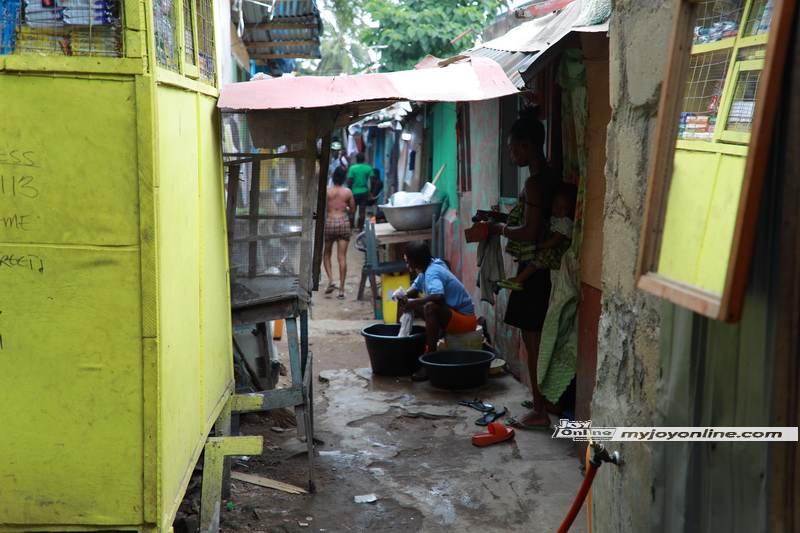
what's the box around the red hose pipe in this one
[557,460,599,533]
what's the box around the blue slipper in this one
[476,407,507,426]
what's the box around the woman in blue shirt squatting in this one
[396,240,477,381]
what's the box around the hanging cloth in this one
[538,48,589,403]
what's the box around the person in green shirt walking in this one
[346,152,374,231]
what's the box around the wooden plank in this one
[248,22,319,31]
[223,149,305,160]
[373,223,432,246]
[637,272,720,319]
[250,53,322,60]
[247,159,261,278]
[233,214,304,220]
[245,40,320,48]
[225,164,240,261]
[3,56,145,74]
[636,0,698,285]
[201,437,264,532]
[720,0,798,321]
[230,230,302,244]
[231,300,300,327]
[297,114,317,297]
[231,471,307,494]
[771,11,800,530]
[313,132,331,291]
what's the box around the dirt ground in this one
[174,239,588,533]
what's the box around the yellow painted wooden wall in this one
[658,149,746,295]
[0,34,231,533]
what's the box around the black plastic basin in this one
[361,323,427,376]
[419,350,496,390]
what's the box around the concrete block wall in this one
[591,2,673,530]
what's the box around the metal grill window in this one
[693,0,746,45]
[195,0,214,82]
[154,0,179,71]
[679,49,732,141]
[742,0,774,36]
[183,0,194,65]
[724,69,761,133]
[223,111,314,289]
[1,0,122,56]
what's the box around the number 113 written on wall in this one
[0,175,39,198]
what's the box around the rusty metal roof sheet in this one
[466,48,537,89]
[467,1,609,88]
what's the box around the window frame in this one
[636,0,796,322]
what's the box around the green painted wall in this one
[429,103,458,212]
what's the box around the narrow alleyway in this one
[181,239,589,532]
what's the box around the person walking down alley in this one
[346,152,373,231]
[396,241,477,381]
[327,141,349,185]
[323,166,355,299]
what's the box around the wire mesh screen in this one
[679,49,732,141]
[182,0,193,65]
[195,0,213,82]
[154,0,179,71]
[693,0,745,44]
[222,111,315,286]
[1,0,122,56]
[742,0,774,37]
[724,68,761,133]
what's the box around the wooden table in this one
[373,222,433,245]
[373,222,433,261]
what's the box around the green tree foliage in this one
[320,0,370,42]
[359,0,505,72]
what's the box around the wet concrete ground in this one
[210,241,589,532]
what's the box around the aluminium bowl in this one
[380,201,445,231]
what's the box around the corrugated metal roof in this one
[218,56,518,129]
[466,1,609,88]
[235,0,322,66]
[466,48,537,89]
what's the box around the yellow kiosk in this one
[0,0,254,531]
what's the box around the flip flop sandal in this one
[497,280,524,291]
[337,293,346,300]
[472,422,515,446]
[475,407,507,426]
[325,284,337,294]
[459,399,494,412]
[520,399,534,409]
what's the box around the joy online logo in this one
[552,420,616,441]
